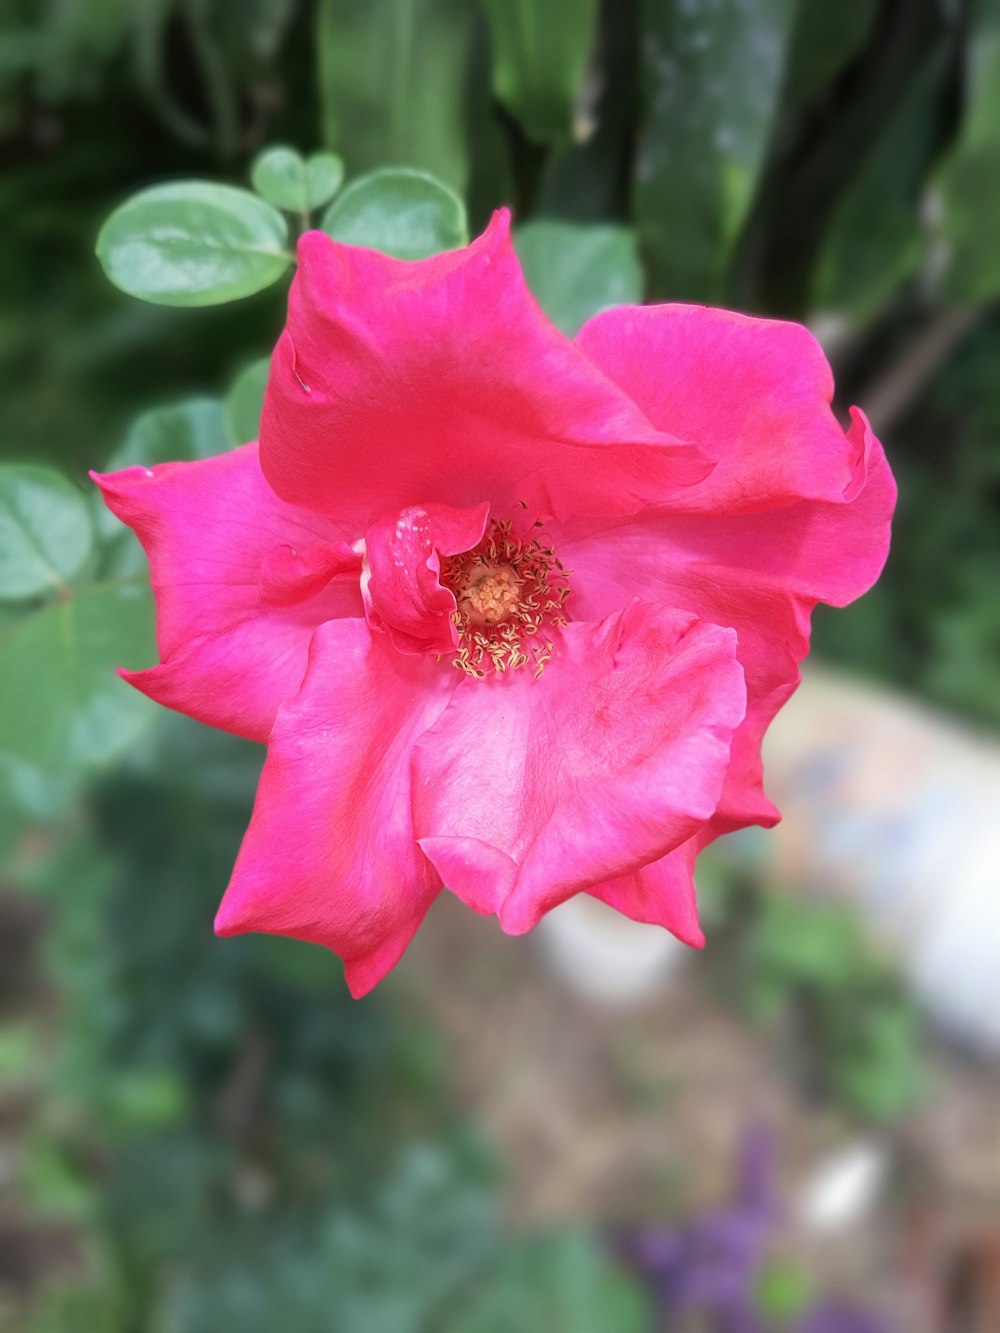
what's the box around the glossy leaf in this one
[635,0,796,300]
[480,0,599,145]
[317,0,471,189]
[226,359,271,444]
[251,146,345,214]
[514,221,643,335]
[251,145,311,212]
[0,582,156,770]
[0,464,94,602]
[321,167,468,259]
[305,152,346,210]
[96,181,291,306]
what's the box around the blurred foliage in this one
[700,861,925,1124]
[3,717,648,1330]
[2,0,1000,1325]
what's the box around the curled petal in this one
[413,602,746,934]
[214,619,457,997]
[554,411,892,834]
[260,212,711,528]
[576,304,871,511]
[362,501,489,654]
[655,407,896,608]
[92,445,360,741]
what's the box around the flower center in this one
[457,563,522,626]
[441,516,571,678]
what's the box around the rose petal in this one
[260,539,361,606]
[647,408,895,607]
[554,405,892,835]
[576,304,869,511]
[259,212,712,527]
[414,601,746,934]
[362,501,489,654]
[589,839,704,948]
[214,619,457,996]
[93,444,360,741]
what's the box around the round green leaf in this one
[0,464,94,602]
[514,221,643,335]
[305,152,345,210]
[96,181,292,306]
[225,358,270,444]
[321,168,468,260]
[0,582,156,770]
[251,146,309,212]
[251,147,345,215]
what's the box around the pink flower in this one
[93,211,895,997]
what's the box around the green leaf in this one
[635,0,796,300]
[0,582,156,770]
[480,0,599,146]
[514,222,643,335]
[251,146,345,214]
[225,359,271,444]
[938,2,1000,302]
[321,167,468,259]
[316,0,471,189]
[306,152,346,210]
[251,145,310,212]
[96,181,291,306]
[0,464,94,602]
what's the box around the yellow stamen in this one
[440,515,571,678]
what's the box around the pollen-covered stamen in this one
[458,563,522,626]
[440,516,571,678]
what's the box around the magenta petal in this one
[626,407,895,609]
[260,539,361,606]
[214,619,457,996]
[557,531,812,833]
[576,303,865,510]
[259,212,711,527]
[93,445,360,741]
[413,602,746,934]
[362,501,489,654]
[416,837,518,916]
[590,839,704,948]
[553,406,892,836]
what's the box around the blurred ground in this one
[399,892,1000,1327]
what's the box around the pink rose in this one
[93,211,895,997]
